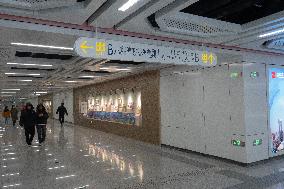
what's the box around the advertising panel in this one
[269,68,284,154]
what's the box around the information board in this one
[74,37,217,66]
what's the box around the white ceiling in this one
[0,0,283,102]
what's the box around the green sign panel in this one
[250,72,259,78]
[253,139,262,146]
[232,139,245,147]
[230,72,242,78]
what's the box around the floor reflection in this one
[88,144,144,181]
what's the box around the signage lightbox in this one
[269,68,284,154]
[74,37,217,66]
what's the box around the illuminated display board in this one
[269,68,284,154]
[74,37,218,66]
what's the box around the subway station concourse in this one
[1,0,284,188]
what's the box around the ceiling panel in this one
[181,0,284,25]
[88,0,152,28]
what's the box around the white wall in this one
[160,62,269,163]
[160,59,284,163]
[53,90,74,123]
[161,64,245,162]
[243,63,269,163]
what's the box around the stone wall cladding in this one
[73,70,161,145]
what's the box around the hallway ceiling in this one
[0,0,283,101]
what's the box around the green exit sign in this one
[232,139,245,147]
[250,72,259,78]
[230,72,241,78]
[253,139,262,146]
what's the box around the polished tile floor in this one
[1,120,284,189]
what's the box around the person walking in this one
[56,103,68,126]
[10,105,19,127]
[20,103,36,146]
[2,106,10,125]
[35,104,49,145]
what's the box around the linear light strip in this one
[2,89,20,91]
[11,42,73,50]
[19,80,32,82]
[5,73,41,76]
[7,63,53,67]
[259,28,284,38]
[118,0,140,12]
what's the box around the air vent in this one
[7,75,43,78]
[77,77,93,80]
[83,70,110,74]
[106,60,144,65]
[15,51,73,60]
[155,12,242,37]
[11,67,55,71]
[165,18,225,34]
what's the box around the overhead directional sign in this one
[74,37,217,66]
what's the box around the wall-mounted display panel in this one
[84,89,142,126]
[269,68,284,155]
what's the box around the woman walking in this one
[10,105,19,127]
[2,106,10,125]
[36,104,49,145]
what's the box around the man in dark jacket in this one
[56,103,68,126]
[20,103,36,146]
[36,104,49,145]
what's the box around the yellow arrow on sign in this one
[80,40,94,54]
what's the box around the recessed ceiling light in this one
[5,73,16,75]
[259,28,284,38]
[5,73,40,76]
[65,81,79,83]
[28,74,41,76]
[35,92,47,94]
[19,80,32,82]
[11,42,73,50]
[118,0,140,12]
[35,94,41,96]
[79,76,96,78]
[7,63,53,67]
[2,89,20,91]
[116,68,131,71]
[100,67,110,70]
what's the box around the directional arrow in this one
[80,41,94,54]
